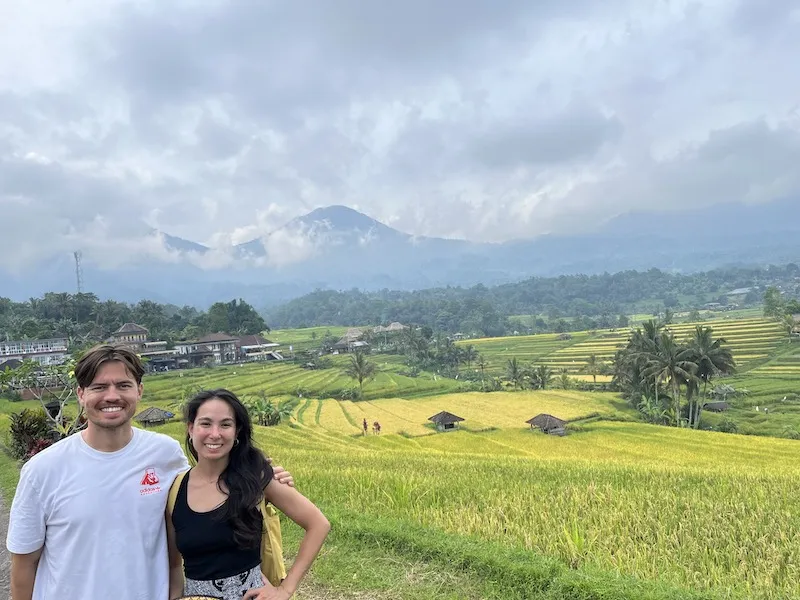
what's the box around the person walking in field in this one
[362,418,368,435]
[166,389,330,599]
[6,344,294,600]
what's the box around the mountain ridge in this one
[4,199,799,308]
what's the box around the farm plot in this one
[532,318,786,376]
[460,332,591,374]
[309,391,621,438]
[256,420,800,600]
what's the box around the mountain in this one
[4,200,799,309]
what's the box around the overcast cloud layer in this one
[2,0,800,271]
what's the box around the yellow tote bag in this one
[167,471,287,586]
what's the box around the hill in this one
[5,199,800,307]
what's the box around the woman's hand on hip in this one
[242,583,291,600]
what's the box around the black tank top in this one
[172,470,262,580]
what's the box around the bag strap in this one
[167,470,189,517]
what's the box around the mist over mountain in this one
[3,199,799,309]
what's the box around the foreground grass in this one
[154,418,800,600]
[3,412,795,598]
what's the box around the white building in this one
[0,337,69,366]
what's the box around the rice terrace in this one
[3,314,800,598]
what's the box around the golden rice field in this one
[153,400,800,600]
[291,390,619,436]
[462,318,786,378]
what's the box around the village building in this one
[110,323,150,350]
[372,322,407,334]
[175,332,238,365]
[237,334,284,362]
[526,413,567,436]
[331,328,370,353]
[110,323,178,370]
[0,337,69,366]
[428,411,465,432]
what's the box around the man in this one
[6,344,293,599]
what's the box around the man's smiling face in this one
[77,361,142,430]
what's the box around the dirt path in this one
[0,497,9,599]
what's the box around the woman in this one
[167,389,330,600]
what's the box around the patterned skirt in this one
[183,564,265,600]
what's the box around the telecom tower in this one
[74,251,84,294]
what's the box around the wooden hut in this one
[526,413,567,436]
[428,411,465,432]
[135,407,175,427]
[703,401,729,413]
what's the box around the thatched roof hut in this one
[526,413,567,435]
[428,411,465,431]
[703,401,729,413]
[135,407,175,427]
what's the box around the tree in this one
[207,299,268,335]
[641,332,698,427]
[476,355,488,391]
[461,345,478,369]
[558,369,572,390]
[506,358,524,390]
[246,391,297,426]
[584,354,603,384]
[763,286,785,319]
[11,360,85,439]
[685,326,735,428]
[529,365,554,390]
[344,351,377,397]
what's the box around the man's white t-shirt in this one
[6,427,190,600]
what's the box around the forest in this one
[2,263,799,342]
[266,264,800,335]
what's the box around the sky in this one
[2,0,800,271]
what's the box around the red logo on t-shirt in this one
[141,468,159,486]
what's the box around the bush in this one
[337,387,361,400]
[9,408,52,460]
[716,419,738,434]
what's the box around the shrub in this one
[717,419,738,434]
[9,408,52,460]
[337,387,361,400]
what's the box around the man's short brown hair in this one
[74,344,146,388]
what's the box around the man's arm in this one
[11,548,42,600]
[7,462,46,600]
[266,456,294,487]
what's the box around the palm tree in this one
[506,358,523,390]
[584,354,602,384]
[558,369,572,390]
[476,355,488,391]
[527,365,554,390]
[686,325,736,428]
[534,365,554,390]
[344,350,377,398]
[462,345,479,369]
[641,332,698,427]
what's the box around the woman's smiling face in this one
[188,398,238,461]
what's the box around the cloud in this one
[2,0,800,267]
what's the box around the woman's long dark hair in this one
[184,388,271,549]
